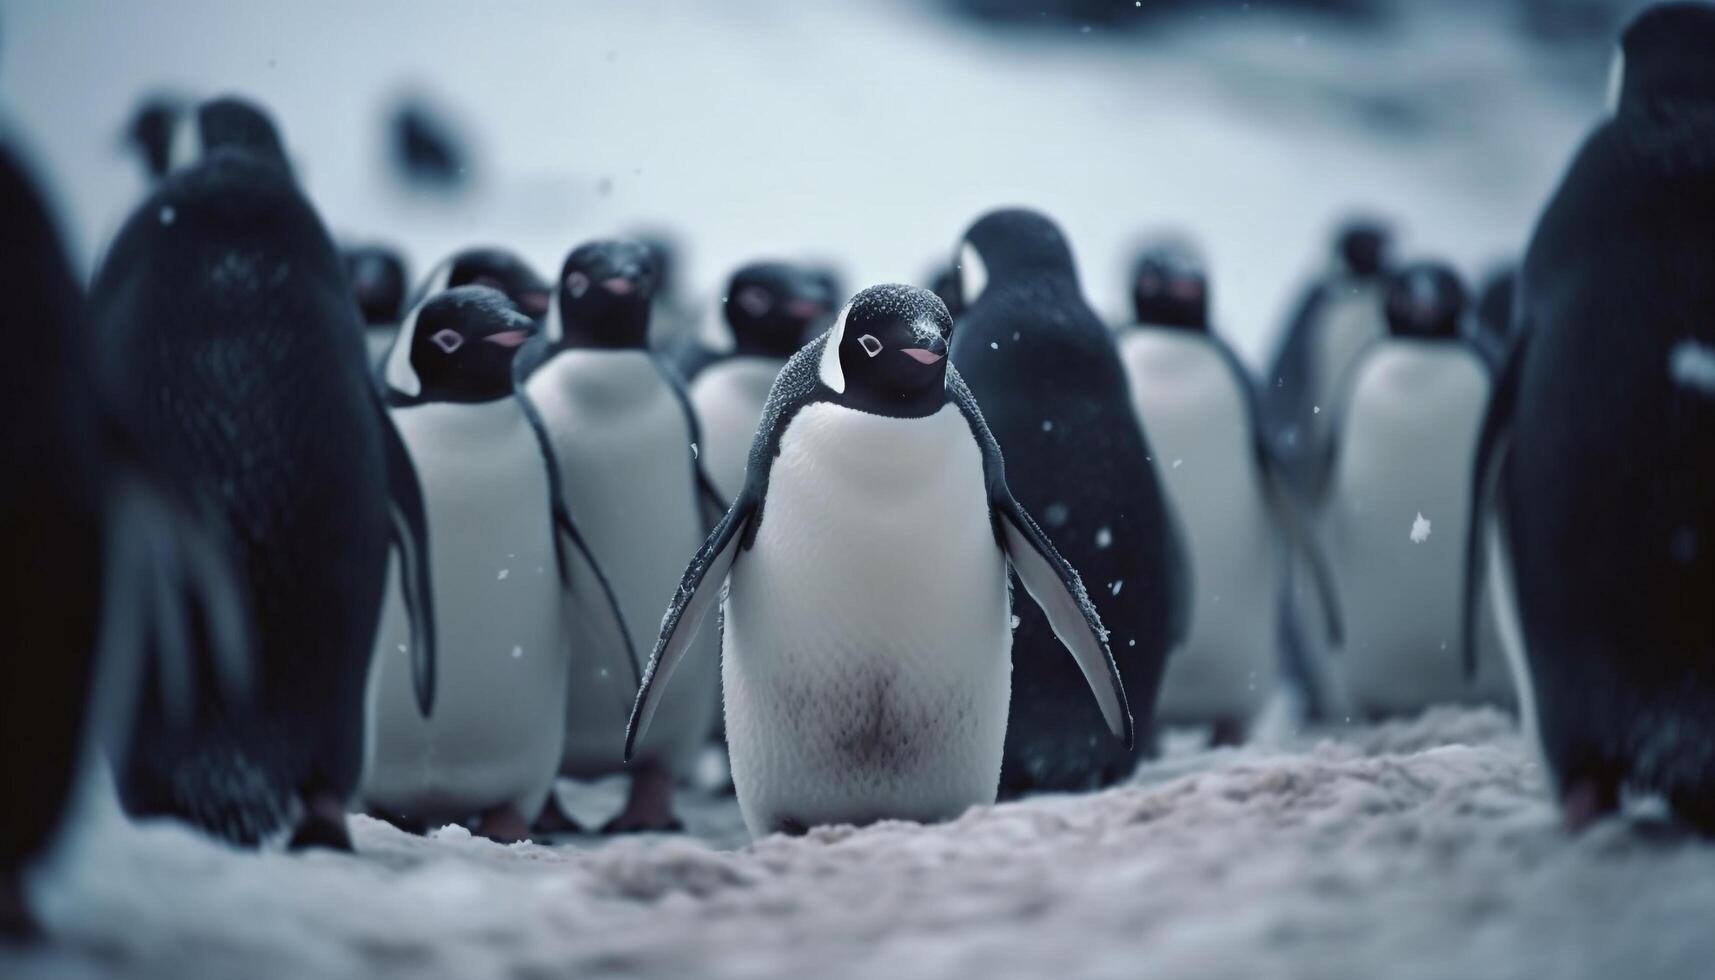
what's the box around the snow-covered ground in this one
[9,707,1715,979]
[0,0,1601,365]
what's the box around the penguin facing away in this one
[525,240,724,833]
[1315,261,1511,717]
[950,207,1188,794]
[628,284,1130,839]
[343,244,410,364]
[1116,245,1343,743]
[91,97,438,851]
[0,142,249,939]
[1467,2,1715,833]
[690,261,835,503]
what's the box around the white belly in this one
[1305,284,1386,458]
[362,400,567,822]
[526,350,717,777]
[688,356,783,504]
[722,401,1011,838]
[1317,343,1515,714]
[1120,330,1279,723]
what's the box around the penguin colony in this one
[3,0,1713,941]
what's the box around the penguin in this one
[688,262,834,503]
[1470,263,1519,371]
[91,96,438,851]
[524,240,725,833]
[1466,2,1715,833]
[123,93,185,182]
[1115,245,1343,744]
[365,286,633,841]
[123,94,292,182]
[343,244,410,365]
[1314,261,1512,718]
[403,247,553,378]
[926,260,965,319]
[950,208,1188,794]
[1263,218,1394,494]
[0,141,248,939]
[626,284,1130,839]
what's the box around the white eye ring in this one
[858,334,882,357]
[565,271,590,298]
[430,328,465,353]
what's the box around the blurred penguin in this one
[1469,3,1715,832]
[951,208,1190,793]
[1471,263,1519,370]
[689,262,835,503]
[1116,243,1342,744]
[344,244,410,365]
[1316,262,1512,717]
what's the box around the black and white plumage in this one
[1467,2,1715,833]
[628,284,1129,838]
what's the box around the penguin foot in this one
[774,818,811,837]
[532,794,585,835]
[0,874,41,943]
[1210,718,1247,748]
[602,763,683,834]
[475,805,532,845]
[289,794,354,852]
[1561,775,1621,834]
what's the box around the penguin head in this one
[1131,243,1209,330]
[547,240,658,349]
[1333,219,1392,280]
[1612,3,1715,114]
[724,262,835,359]
[926,261,965,319]
[817,284,952,419]
[124,94,185,181]
[401,286,537,403]
[153,96,292,176]
[344,246,409,326]
[1384,262,1468,341]
[955,207,1079,308]
[415,248,551,322]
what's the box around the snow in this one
[1411,511,1432,543]
[10,708,1715,979]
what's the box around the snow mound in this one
[10,708,1715,979]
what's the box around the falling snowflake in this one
[1010,614,1021,630]
[159,205,176,225]
[498,568,510,580]
[989,341,999,350]
[511,646,523,658]
[1410,513,1431,543]
[1095,527,1113,549]
[1042,420,1054,432]
[1172,459,1183,469]
[1109,580,1124,596]
[1670,340,1715,396]
[690,442,700,459]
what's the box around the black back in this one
[93,119,395,845]
[344,245,410,326]
[0,146,107,904]
[950,208,1186,793]
[1494,0,1715,828]
[724,261,834,359]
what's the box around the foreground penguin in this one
[689,262,834,502]
[951,208,1187,793]
[1116,245,1342,743]
[628,285,1130,838]
[0,144,248,938]
[525,240,722,832]
[1264,219,1393,493]
[1468,2,1715,832]
[1316,262,1511,716]
[344,244,410,364]
[365,287,629,841]
[92,96,438,850]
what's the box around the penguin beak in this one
[483,330,533,349]
[601,277,636,296]
[520,290,551,316]
[901,348,944,365]
[786,298,825,319]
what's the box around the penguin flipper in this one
[554,505,641,689]
[656,354,730,531]
[1205,335,1343,647]
[946,367,1132,747]
[625,493,754,761]
[1463,328,1531,678]
[377,404,437,718]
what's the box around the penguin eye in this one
[430,328,465,353]
[858,334,883,357]
[736,286,773,317]
[565,271,590,299]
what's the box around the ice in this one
[1410,512,1432,543]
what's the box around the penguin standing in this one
[950,208,1188,794]
[1471,263,1519,371]
[1,142,246,938]
[1116,245,1342,744]
[92,97,438,850]
[1468,2,1715,832]
[524,240,723,832]
[1314,262,1511,716]
[627,285,1130,839]
[343,244,410,365]
[365,286,631,841]
[689,262,833,503]
[1264,219,1394,492]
